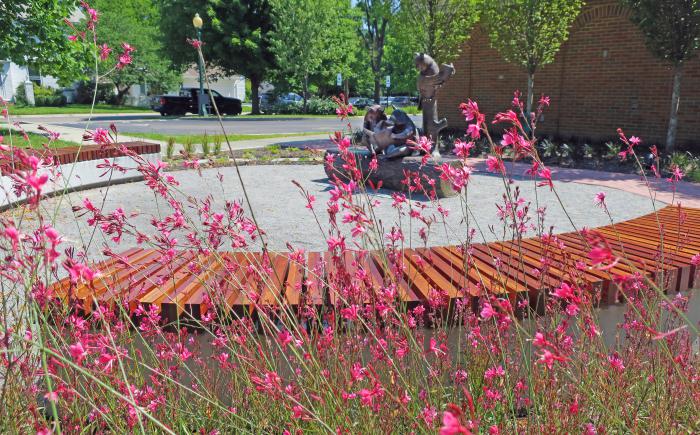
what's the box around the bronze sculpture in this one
[362,106,418,159]
[359,52,455,159]
[415,53,455,155]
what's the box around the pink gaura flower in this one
[99,43,111,61]
[537,349,567,369]
[667,165,684,184]
[691,253,700,266]
[608,353,625,373]
[454,139,474,158]
[480,302,496,320]
[187,38,203,49]
[594,191,606,208]
[69,341,87,365]
[537,167,553,190]
[116,53,132,69]
[440,405,471,435]
[485,156,504,174]
[341,305,359,320]
[467,123,480,139]
[552,282,574,300]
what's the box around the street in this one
[17,113,423,136]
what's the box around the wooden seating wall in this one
[53,206,700,322]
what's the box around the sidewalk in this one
[12,120,329,156]
[467,157,700,208]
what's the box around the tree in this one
[269,0,357,111]
[159,0,276,114]
[357,0,399,102]
[482,0,583,115]
[89,0,180,105]
[624,0,700,152]
[398,0,479,64]
[0,0,85,82]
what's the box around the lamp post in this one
[192,13,207,116]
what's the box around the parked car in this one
[260,92,303,113]
[348,97,373,109]
[389,96,413,107]
[151,87,242,116]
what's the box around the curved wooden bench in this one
[52,205,700,322]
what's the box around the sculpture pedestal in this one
[323,148,462,198]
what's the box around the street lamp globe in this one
[192,13,203,29]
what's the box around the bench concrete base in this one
[323,148,462,198]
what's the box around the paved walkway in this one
[40,165,663,258]
[466,158,700,208]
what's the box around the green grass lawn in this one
[127,131,324,144]
[9,104,152,116]
[239,105,421,118]
[0,128,78,149]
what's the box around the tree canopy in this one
[269,0,360,107]
[158,0,276,113]
[0,0,85,83]
[88,0,180,104]
[624,0,700,151]
[482,0,583,113]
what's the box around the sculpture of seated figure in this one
[362,108,418,160]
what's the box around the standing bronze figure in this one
[415,53,455,155]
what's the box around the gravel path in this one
[36,164,660,262]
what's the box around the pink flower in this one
[608,353,625,373]
[305,195,315,209]
[485,156,504,174]
[341,305,359,320]
[480,302,496,320]
[667,165,684,184]
[85,128,111,146]
[691,253,700,266]
[69,342,87,365]
[277,329,292,347]
[99,43,111,61]
[44,391,59,403]
[531,332,550,348]
[467,123,480,139]
[187,38,203,49]
[537,167,553,190]
[337,137,351,152]
[594,191,606,207]
[116,53,132,69]
[552,282,574,300]
[440,407,470,435]
[454,139,474,158]
[484,365,505,380]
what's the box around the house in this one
[0,61,60,102]
[126,66,246,106]
[437,0,700,147]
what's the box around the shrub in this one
[213,135,223,155]
[201,132,210,156]
[74,81,117,105]
[183,137,195,156]
[305,97,337,115]
[14,84,67,106]
[166,137,176,160]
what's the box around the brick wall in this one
[437,0,700,149]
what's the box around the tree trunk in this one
[344,78,349,100]
[251,76,261,115]
[114,85,131,106]
[373,76,381,103]
[526,72,535,117]
[666,64,683,152]
[303,73,309,114]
